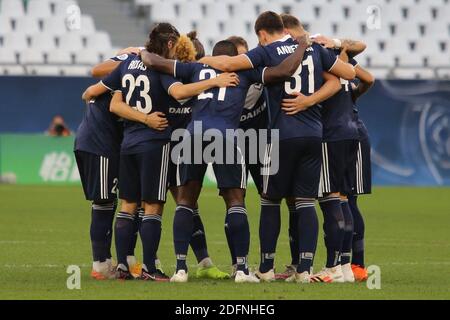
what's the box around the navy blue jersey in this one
[74,92,123,157]
[74,55,129,157]
[245,36,338,140]
[102,54,180,154]
[239,83,268,130]
[174,61,263,134]
[320,51,359,142]
[167,98,192,130]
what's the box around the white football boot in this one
[170,269,188,283]
[311,265,345,283]
[341,263,355,283]
[234,271,260,283]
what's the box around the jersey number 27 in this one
[198,69,226,101]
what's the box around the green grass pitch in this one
[0,185,449,300]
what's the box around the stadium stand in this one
[0,0,449,78]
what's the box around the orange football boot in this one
[351,264,368,282]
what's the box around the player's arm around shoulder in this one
[82,82,109,102]
[140,50,176,75]
[198,54,253,72]
[168,72,240,100]
[281,72,340,115]
[263,35,310,84]
[91,47,141,78]
[353,65,375,101]
[109,91,168,131]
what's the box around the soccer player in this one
[225,36,266,277]
[141,35,310,283]
[75,47,142,280]
[346,56,375,282]
[82,23,238,281]
[166,32,230,280]
[199,11,355,283]
[277,14,369,283]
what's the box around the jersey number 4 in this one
[122,74,153,114]
[198,69,226,101]
[285,56,315,95]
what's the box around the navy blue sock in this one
[140,214,162,274]
[190,208,209,263]
[319,196,345,268]
[173,205,194,272]
[259,198,281,273]
[224,218,237,266]
[288,204,299,266]
[348,195,365,266]
[105,200,117,259]
[128,207,143,256]
[226,206,250,274]
[295,200,319,273]
[114,212,135,269]
[341,199,354,265]
[90,202,115,262]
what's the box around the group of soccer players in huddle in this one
[76,10,374,284]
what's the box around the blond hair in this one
[174,34,197,63]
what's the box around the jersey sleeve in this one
[318,45,339,72]
[349,57,358,67]
[100,62,123,92]
[242,67,264,85]
[244,46,267,69]
[174,61,200,83]
[159,73,183,94]
[110,53,133,62]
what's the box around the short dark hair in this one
[280,14,303,29]
[254,11,284,35]
[227,36,249,51]
[187,31,205,60]
[146,22,180,58]
[212,40,238,56]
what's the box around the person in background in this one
[47,115,71,137]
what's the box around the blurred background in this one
[0,0,449,186]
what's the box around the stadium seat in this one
[0,15,13,35]
[2,33,28,51]
[205,2,230,22]
[179,1,204,23]
[78,15,97,36]
[30,33,57,51]
[14,16,41,35]
[58,32,84,52]
[149,1,177,22]
[222,19,250,38]
[383,38,412,55]
[424,21,450,40]
[0,0,25,18]
[42,17,68,36]
[60,65,90,76]
[170,19,194,34]
[379,3,406,23]
[392,67,435,80]
[307,21,333,36]
[425,53,450,68]
[229,2,257,23]
[26,0,53,19]
[47,49,72,64]
[334,21,364,38]
[415,39,445,56]
[86,32,112,53]
[289,3,317,22]
[393,21,422,38]
[1,65,26,75]
[75,49,101,65]
[20,49,45,64]
[53,0,78,17]
[396,54,425,67]
[405,4,435,24]
[319,2,347,21]
[26,64,61,76]
[369,52,396,68]
[0,48,17,64]
[196,18,221,41]
[258,2,284,15]
[436,67,450,79]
